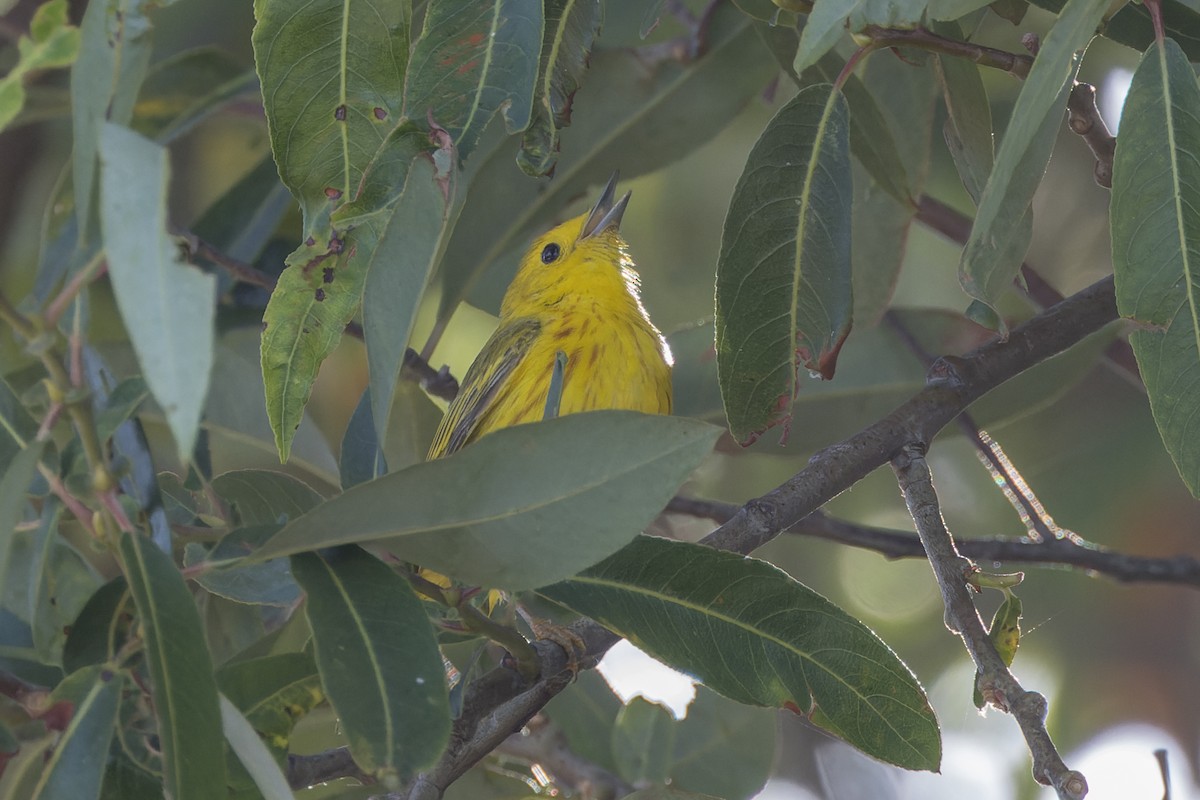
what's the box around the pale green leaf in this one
[253,412,721,591]
[219,693,295,800]
[291,547,448,778]
[612,698,675,784]
[0,444,43,606]
[959,0,1108,321]
[1111,38,1200,496]
[794,0,924,75]
[29,665,121,800]
[98,122,215,460]
[0,0,80,134]
[715,84,853,444]
[670,687,775,799]
[540,536,941,770]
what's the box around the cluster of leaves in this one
[0,0,1198,798]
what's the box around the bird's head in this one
[501,173,644,319]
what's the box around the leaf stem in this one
[864,25,1033,79]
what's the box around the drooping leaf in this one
[28,504,101,665]
[251,0,411,230]
[364,151,461,446]
[98,122,216,461]
[794,0,925,75]
[612,698,675,785]
[433,1,779,331]
[1111,38,1200,497]
[62,578,130,674]
[958,0,1108,323]
[71,0,154,245]
[218,694,294,800]
[0,0,81,134]
[715,84,853,444]
[518,0,603,176]
[28,665,121,800]
[253,413,720,591]
[119,530,225,800]
[540,536,941,771]
[403,0,543,161]
[291,547,448,779]
[0,444,44,611]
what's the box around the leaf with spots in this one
[252,0,411,232]
[517,0,602,177]
[403,0,543,161]
[291,546,448,780]
[1111,38,1200,497]
[539,536,941,771]
[715,84,853,445]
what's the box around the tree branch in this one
[386,275,1119,798]
[1066,82,1117,188]
[495,714,632,799]
[863,25,1034,78]
[891,444,1086,799]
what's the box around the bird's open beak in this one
[579,172,631,240]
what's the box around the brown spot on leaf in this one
[323,267,335,284]
[315,288,325,302]
[324,187,343,200]
[334,104,347,121]
[306,236,316,246]
[329,236,343,253]
[374,106,387,120]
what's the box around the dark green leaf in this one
[185,526,298,607]
[794,0,924,74]
[28,666,121,800]
[1111,38,1200,496]
[63,578,130,674]
[1030,0,1200,60]
[540,536,941,770]
[219,694,293,800]
[403,0,542,161]
[291,547,448,779]
[217,651,322,751]
[958,0,1108,322]
[254,413,721,591]
[518,0,603,176]
[715,84,853,444]
[212,469,323,526]
[93,377,149,443]
[612,697,675,784]
[0,377,38,474]
[544,670,622,773]
[435,2,778,327]
[381,381,443,473]
[131,46,255,143]
[190,155,292,266]
[98,122,216,460]
[341,388,385,490]
[252,0,410,228]
[119,531,225,800]
[621,790,723,800]
[364,152,461,446]
[29,504,101,665]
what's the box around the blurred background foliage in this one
[1,0,1198,797]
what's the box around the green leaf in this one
[434,1,778,328]
[63,578,130,673]
[212,470,324,526]
[119,530,226,800]
[612,698,675,784]
[540,536,941,771]
[0,377,39,474]
[254,412,721,591]
[621,790,723,800]
[28,505,101,665]
[0,443,43,611]
[341,388,384,489]
[185,526,298,607]
[933,28,994,205]
[259,226,371,463]
[364,151,461,446]
[290,547,448,779]
[1111,38,1200,497]
[1029,0,1200,61]
[715,84,853,445]
[794,0,924,75]
[71,0,154,245]
[670,687,774,799]
[28,665,121,800]
[403,0,543,161]
[926,0,994,21]
[219,693,294,800]
[517,0,603,176]
[0,0,80,134]
[190,155,291,266]
[251,0,411,229]
[217,651,323,754]
[98,122,216,461]
[543,670,622,773]
[958,0,1108,322]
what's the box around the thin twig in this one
[287,747,369,789]
[891,445,1086,799]
[1066,83,1117,188]
[864,25,1033,79]
[665,497,1200,588]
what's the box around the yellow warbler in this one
[427,173,673,459]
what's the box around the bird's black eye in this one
[541,243,561,264]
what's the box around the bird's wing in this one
[427,317,542,459]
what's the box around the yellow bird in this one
[427,173,673,460]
